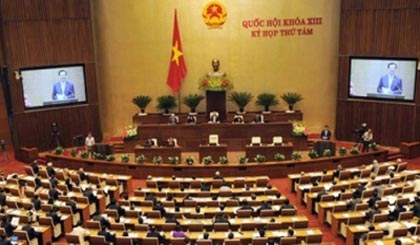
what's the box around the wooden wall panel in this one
[0,0,100,152]
[336,0,420,147]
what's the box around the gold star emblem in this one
[171,41,183,66]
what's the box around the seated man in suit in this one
[30,160,39,175]
[168,113,179,124]
[108,199,125,217]
[31,195,42,211]
[167,137,177,147]
[47,206,62,225]
[279,199,295,212]
[144,138,157,147]
[46,162,56,177]
[48,185,61,201]
[253,114,264,123]
[66,196,79,214]
[232,114,244,124]
[22,222,41,243]
[146,225,166,244]
[186,114,197,124]
[208,111,219,123]
[97,225,116,244]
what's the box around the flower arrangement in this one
[153,156,162,164]
[274,153,285,161]
[292,151,302,160]
[199,75,233,91]
[219,156,228,164]
[254,154,266,163]
[323,149,332,157]
[135,154,146,164]
[369,142,379,151]
[238,156,248,164]
[308,150,319,159]
[168,156,180,164]
[184,156,195,165]
[338,147,347,156]
[291,120,309,136]
[121,154,130,163]
[201,156,214,165]
[123,125,138,140]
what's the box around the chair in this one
[281,209,296,216]
[372,213,388,223]
[39,216,63,239]
[170,238,186,245]
[66,233,88,245]
[396,162,407,172]
[267,222,288,230]
[366,231,384,240]
[305,233,322,243]
[110,223,126,231]
[279,237,297,245]
[212,179,224,188]
[392,228,408,237]
[168,181,180,189]
[236,209,252,218]
[60,205,81,226]
[398,211,414,221]
[240,222,256,231]
[104,209,119,218]
[233,179,245,188]
[145,180,157,188]
[320,174,333,182]
[196,240,213,245]
[184,199,196,207]
[226,199,239,207]
[213,223,229,231]
[188,223,204,232]
[125,210,141,218]
[134,224,149,231]
[89,235,110,245]
[190,180,202,189]
[24,166,35,176]
[161,223,176,232]
[145,211,161,218]
[260,209,276,217]
[86,220,101,229]
[142,237,159,245]
[256,177,269,187]
[14,230,39,245]
[338,171,351,180]
[354,203,369,211]
[252,237,268,245]
[293,220,308,229]
[224,239,241,245]
[116,237,133,245]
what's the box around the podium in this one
[206,91,226,121]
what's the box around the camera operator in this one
[354,123,367,144]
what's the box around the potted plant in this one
[201,156,213,165]
[338,147,347,156]
[228,91,253,114]
[80,151,89,159]
[153,156,163,164]
[274,153,285,161]
[54,146,64,155]
[292,151,302,161]
[256,93,279,114]
[369,142,379,151]
[254,154,266,163]
[182,94,204,115]
[121,154,130,163]
[350,146,360,155]
[135,154,146,164]
[323,149,333,157]
[156,95,177,115]
[184,156,195,165]
[70,148,77,157]
[168,156,180,164]
[238,156,248,164]
[308,150,319,159]
[106,154,115,161]
[281,92,303,112]
[219,156,228,164]
[132,95,152,115]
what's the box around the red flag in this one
[166,9,187,95]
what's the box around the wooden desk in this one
[199,144,228,163]
[127,122,294,151]
[245,143,293,161]
[134,145,181,164]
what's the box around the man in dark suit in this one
[48,186,61,201]
[256,201,272,215]
[279,199,295,212]
[52,69,75,100]
[31,195,42,211]
[388,202,406,221]
[411,197,420,218]
[377,62,402,95]
[46,162,55,177]
[213,171,224,180]
[365,203,381,222]
[83,187,99,209]
[49,175,59,188]
[1,216,16,237]
[238,200,254,212]
[152,201,166,217]
[47,207,62,225]
[92,214,110,229]
[66,197,78,214]
[165,214,179,225]
[0,188,6,207]
[97,226,116,244]
[30,161,39,175]
[320,125,332,140]
[213,212,230,225]
[78,168,88,183]
[108,199,125,217]
[22,222,41,243]
[146,225,166,244]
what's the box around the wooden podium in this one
[206,90,226,122]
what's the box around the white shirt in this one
[85,136,95,147]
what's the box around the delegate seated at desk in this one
[186,115,197,124]
[52,69,75,100]
[209,111,219,123]
[254,114,264,123]
[233,115,244,124]
[168,113,179,124]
